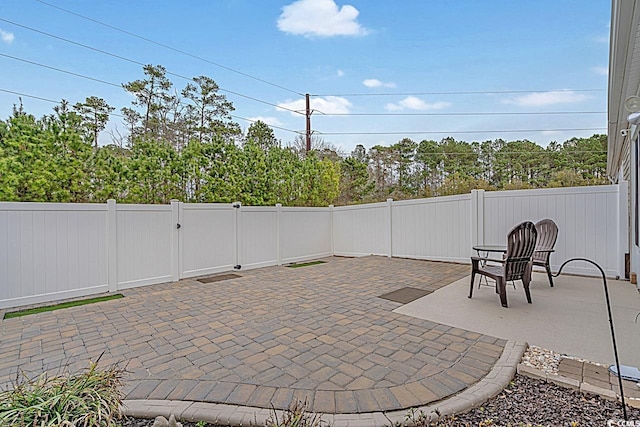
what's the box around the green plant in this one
[266,400,327,427]
[0,358,125,426]
[4,294,124,319]
[195,421,207,427]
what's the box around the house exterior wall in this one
[631,135,640,283]
[608,0,640,288]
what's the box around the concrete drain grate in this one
[197,273,242,284]
[379,287,433,304]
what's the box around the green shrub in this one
[0,359,125,427]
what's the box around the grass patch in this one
[0,358,125,426]
[286,261,326,268]
[4,294,124,319]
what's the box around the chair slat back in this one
[532,219,558,263]
[504,221,537,281]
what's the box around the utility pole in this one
[305,93,311,153]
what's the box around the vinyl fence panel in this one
[115,204,173,289]
[179,204,237,278]
[332,202,390,257]
[279,207,332,263]
[392,195,471,263]
[481,185,624,277]
[0,203,108,309]
[238,206,279,270]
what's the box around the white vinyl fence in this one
[0,183,628,309]
[333,184,628,278]
[479,186,627,277]
[0,203,109,309]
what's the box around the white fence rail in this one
[0,183,628,309]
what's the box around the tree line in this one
[0,65,608,206]
[352,133,607,204]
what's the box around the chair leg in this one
[469,272,476,298]
[525,261,533,284]
[545,263,554,287]
[497,278,508,308]
[522,275,532,304]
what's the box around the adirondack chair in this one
[469,221,538,308]
[532,219,558,287]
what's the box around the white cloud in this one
[363,78,396,88]
[385,96,450,111]
[247,116,283,127]
[502,90,590,107]
[277,0,369,38]
[592,66,608,76]
[277,96,352,115]
[0,29,15,44]
[336,69,344,77]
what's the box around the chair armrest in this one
[471,256,505,264]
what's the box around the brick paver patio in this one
[0,256,507,414]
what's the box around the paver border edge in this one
[516,362,640,409]
[122,340,527,427]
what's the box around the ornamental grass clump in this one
[266,400,328,427]
[0,359,125,427]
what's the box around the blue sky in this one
[0,0,610,154]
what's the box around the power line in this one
[0,88,606,147]
[314,111,606,117]
[0,17,608,142]
[32,0,304,97]
[0,87,125,118]
[232,115,302,135]
[0,87,302,135]
[317,128,606,135]
[0,18,303,116]
[0,53,122,88]
[314,89,606,97]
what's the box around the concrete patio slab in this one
[396,271,640,366]
[0,256,510,416]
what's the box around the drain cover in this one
[379,287,432,304]
[197,273,242,284]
